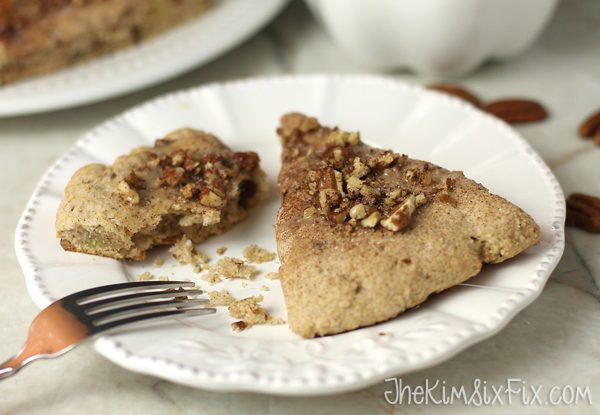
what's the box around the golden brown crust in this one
[275,113,541,338]
[56,128,269,260]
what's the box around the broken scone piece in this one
[229,295,285,332]
[275,113,541,338]
[56,128,268,259]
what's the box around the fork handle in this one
[0,367,14,380]
[0,342,76,381]
[0,348,28,380]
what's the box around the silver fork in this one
[0,281,214,380]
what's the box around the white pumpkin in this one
[304,0,559,76]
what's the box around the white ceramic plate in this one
[15,75,565,395]
[0,0,288,117]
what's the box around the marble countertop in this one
[1,0,599,413]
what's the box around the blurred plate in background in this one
[0,0,289,117]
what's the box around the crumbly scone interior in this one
[56,128,268,260]
[275,113,541,338]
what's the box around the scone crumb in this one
[241,282,248,288]
[201,268,222,285]
[264,272,280,280]
[137,271,152,281]
[242,244,276,263]
[260,285,269,291]
[169,235,209,267]
[214,257,255,279]
[208,289,236,306]
[193,266,202,274]
[267,315,285,326]
[231,321,249,332]
[228,295,284,332]
[158,276,170,281]
[153,257,164,267]
[217,246,227,255]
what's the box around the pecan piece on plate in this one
[578,109,600,138]
[578,108,600,146]
[483,99,548,124]
[566,193,600,233]
[426,83,482,108]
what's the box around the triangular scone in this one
[56,128,268,260]
[275,113,540,338]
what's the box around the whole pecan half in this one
[566,193,600,233]
[483,99,548,124]
[578,109,600,138]
[426,84,481,108]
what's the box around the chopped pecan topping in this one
[323,145,353,169]
[203,153,222,170]
[183,156,200,172]
[349,203,367,220]
[327,130,360,147]
[351,157,370,178]
[304,206,317,218]
[181,183,199,199]
[154,138,173,147]
[200,188,224,208]
[159,155,173,169]
[443,177,452,190]
[147,157,160,168]
[333,170,345,196]
[233,152,260,171]
[117,180,140,205]
[319,189,342,212]
[328,210,348,224]
[125,169,146,190]
[375,151,397,168]
[171,151,186,166]
[346,176,364,198]
[299,116,320,132]
[318,168,337,191]
[308,170,321,182]
[380,195,416,232]
[361,211,381,228]
[162,167,186,187]
[359,184,379,197]
[303,130,441,231]
[419,171,432,186]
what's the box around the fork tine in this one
[72,281,197,304]
[93,307,216,332]
[82,290,205,314]
[89,298,210,323]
